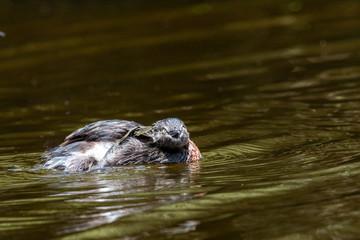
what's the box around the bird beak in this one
[134,126,154,138]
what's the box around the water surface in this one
[1,0,360,239]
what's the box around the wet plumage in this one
[43,118,201,171]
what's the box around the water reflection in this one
[1,164,208,238]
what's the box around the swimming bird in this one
[43,118,201,171]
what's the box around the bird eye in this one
[161,128,167,134]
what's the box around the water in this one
[1,0,360,239]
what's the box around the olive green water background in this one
[1,0,360,239]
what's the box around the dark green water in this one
[1,0,360,239]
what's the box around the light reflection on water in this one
[0,0,360,239]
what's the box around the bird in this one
[43,118,201,171]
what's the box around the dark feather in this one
[60,120,140,146]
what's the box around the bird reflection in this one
[47,164,204,234]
